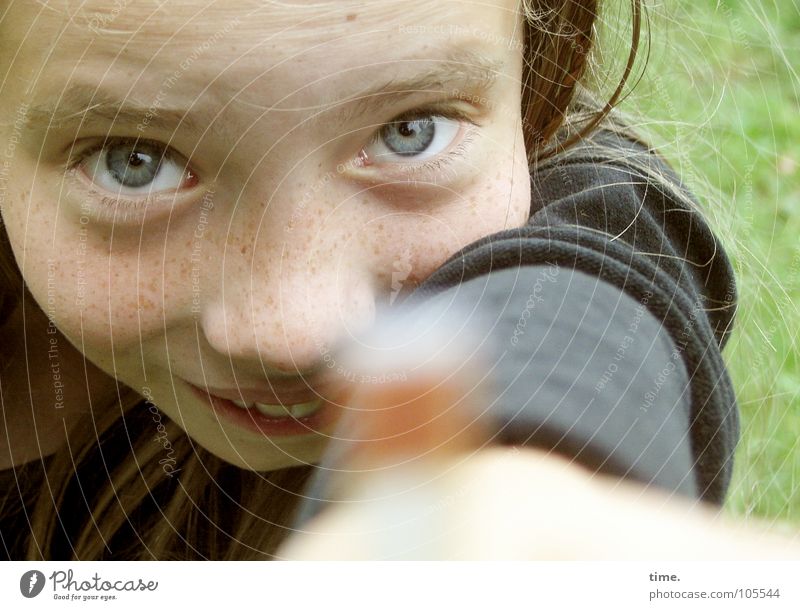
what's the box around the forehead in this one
[7,0,521,74]
[0,0,522,129]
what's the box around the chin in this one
[194,429,327,472]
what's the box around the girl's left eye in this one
[75,138,198,196]
[360,107,476,172]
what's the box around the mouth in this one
[228,398,325,419]
[185,380,346,437]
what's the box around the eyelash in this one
[63,136,198,218]
[365,104,480,177]
[64,102,480,204]
[67,137,160,173]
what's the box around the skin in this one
[0,0,530,470]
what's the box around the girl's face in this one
[0,0,530,470]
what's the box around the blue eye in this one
[383,117,435,156]
[105,141,162,187]
[77,138,197,195]
[367,111,462,163]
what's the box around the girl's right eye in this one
[76,138,198,196]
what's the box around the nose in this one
[200,237,378,377]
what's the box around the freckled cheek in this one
[371,168,531,288]
[25,231,199,358]
[475,168,531,233]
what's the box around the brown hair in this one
[0,0,645,559]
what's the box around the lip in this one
[186,380,347,437]
[200,378,336,406]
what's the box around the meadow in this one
[602,0,799,529]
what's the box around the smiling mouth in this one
[226,397,325,420]
[185,380,345,437]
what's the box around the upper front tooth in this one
[254,402,292,418]
[231,399,253,410]
[289,400,323,418]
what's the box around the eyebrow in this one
[25,49,505,133]
[326,49,504,125]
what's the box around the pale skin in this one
[0,0,797,558]
[0,0,531,470]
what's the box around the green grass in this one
[604,0,800,529]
